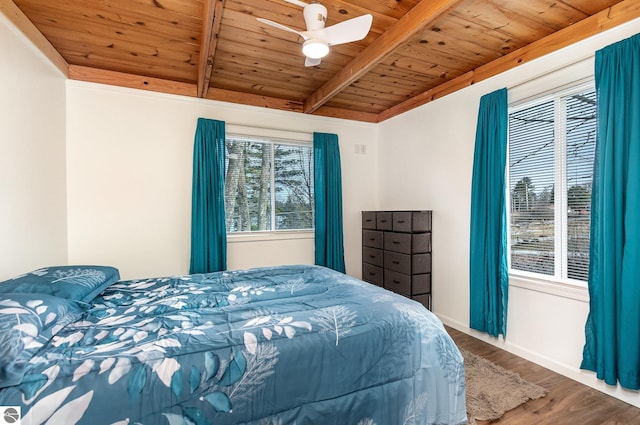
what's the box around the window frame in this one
[224,132,315,237]
[506,79,595,289]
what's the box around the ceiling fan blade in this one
[284,0,309,8]
[305,57,321,67]
[256,18,309,40]
[321,14,373,46]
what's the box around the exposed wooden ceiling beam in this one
[206,87,304,112]
[376,0,640,122]
[205,87,379,123]
[197,0,226,98]
[0,0,68,76]
[302,0,463,114]
[69,65,197,97]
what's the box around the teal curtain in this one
[581,33,640,390]
[314,132,346,273]
[469,88,509,337]
[190,118,227,274]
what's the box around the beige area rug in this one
[461,348,547,424]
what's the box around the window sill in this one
[227,230,314,243]
[509,273,589,303]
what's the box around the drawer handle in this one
[392,241,400,244]
[397,220,405,223]
[369,255,376,258]
[380,219,388,223]
[392,261,400,264]
[369,272,375,276]
[369,238,376,241]
[392,280,400,284]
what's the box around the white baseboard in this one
[437,314,640,409]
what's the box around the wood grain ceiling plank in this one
[17,2,202,45]
[566,0,621,15]
[214,67,316,96]
[213,48,336,85]
[44,36,198,71]
[368,59,446,85]
[325,98,391,113]
[68,64,197,96]
[377,53,466,82]
[504,0,589,30]
[210,69,313,100]
[349,75,427,97]
[377,0,640,122]
[303,0,463,114]
[35,24,201,64]
[16,0,202,38]
[211,63,323,94]
[312,105,379,122]
[330,85,409,104]
[443,14,529,50]
[0,0,68,75]
[197,0,225,98]
[340,0,420,20]
[16,0,204,22]
[63,50,196,82]
[410,15,523,59]
[205,86,304,111]
[450,0,559,42]
[215,35,356,76]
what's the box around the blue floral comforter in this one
[0,265,467,425]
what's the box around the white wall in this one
[378,19,640,407]
[0,12,68,280]
[66,82,379,280]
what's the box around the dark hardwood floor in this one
[446,326,640,425]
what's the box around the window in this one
[224,135,314,233]
[508,85,596,284]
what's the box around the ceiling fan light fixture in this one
[302,39,329,59]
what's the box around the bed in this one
[0,264,467,425]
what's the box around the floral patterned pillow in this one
[0,266,120,304]
[0,293,84,388]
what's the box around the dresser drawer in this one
[392,211,432,232]
[384,232,411,253]
[376,211,392,230]
[383,270,411,297]
[362,246,383,267]
[384,251,410,274]
[412,253,432,274]
[363,230,383,249]
[412,232,432,253]
[362,263,384,286]
[362,211,377,229]
[412,273,431,295]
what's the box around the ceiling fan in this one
[256,0,373,67]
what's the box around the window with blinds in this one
[225,136,314,233]
[508,85,596,284]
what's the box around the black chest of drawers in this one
[362,210,432,310]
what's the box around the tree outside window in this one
[224,136,314,233]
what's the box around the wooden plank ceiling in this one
[4,0,639,122]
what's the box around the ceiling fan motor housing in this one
[303,3,327,31]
